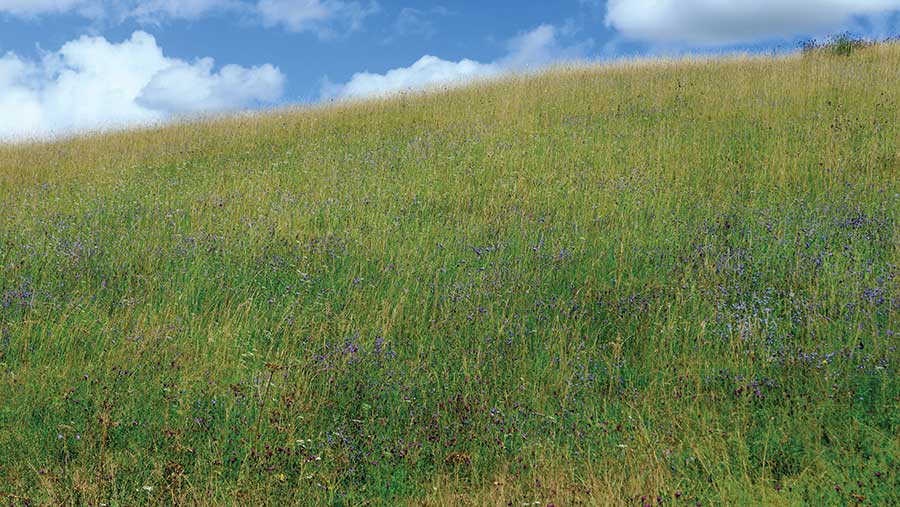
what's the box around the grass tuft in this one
[1,43,899,506]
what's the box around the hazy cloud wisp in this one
[605,0,900,46]
[257,0,376,35]
[0,0,375,35]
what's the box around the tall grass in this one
[1,44,899,506]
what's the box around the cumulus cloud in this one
[137,58,284,114]
[605,0,900,46]
[0,31,285,141]
[323,24,591,100]
[323,55,495,100]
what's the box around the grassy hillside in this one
[1,44,899,506]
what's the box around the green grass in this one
[1,44,899,506]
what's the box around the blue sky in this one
[2,0,900,140]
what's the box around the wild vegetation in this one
[1,41,898,506]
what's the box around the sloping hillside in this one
[1,44,899,506]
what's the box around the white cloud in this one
[323,55,496,100]
[605,0,900,46]
[324,24,591,100]
[137,58,284,114]
[0,31,285,141]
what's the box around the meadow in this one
[0,42,898,506]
